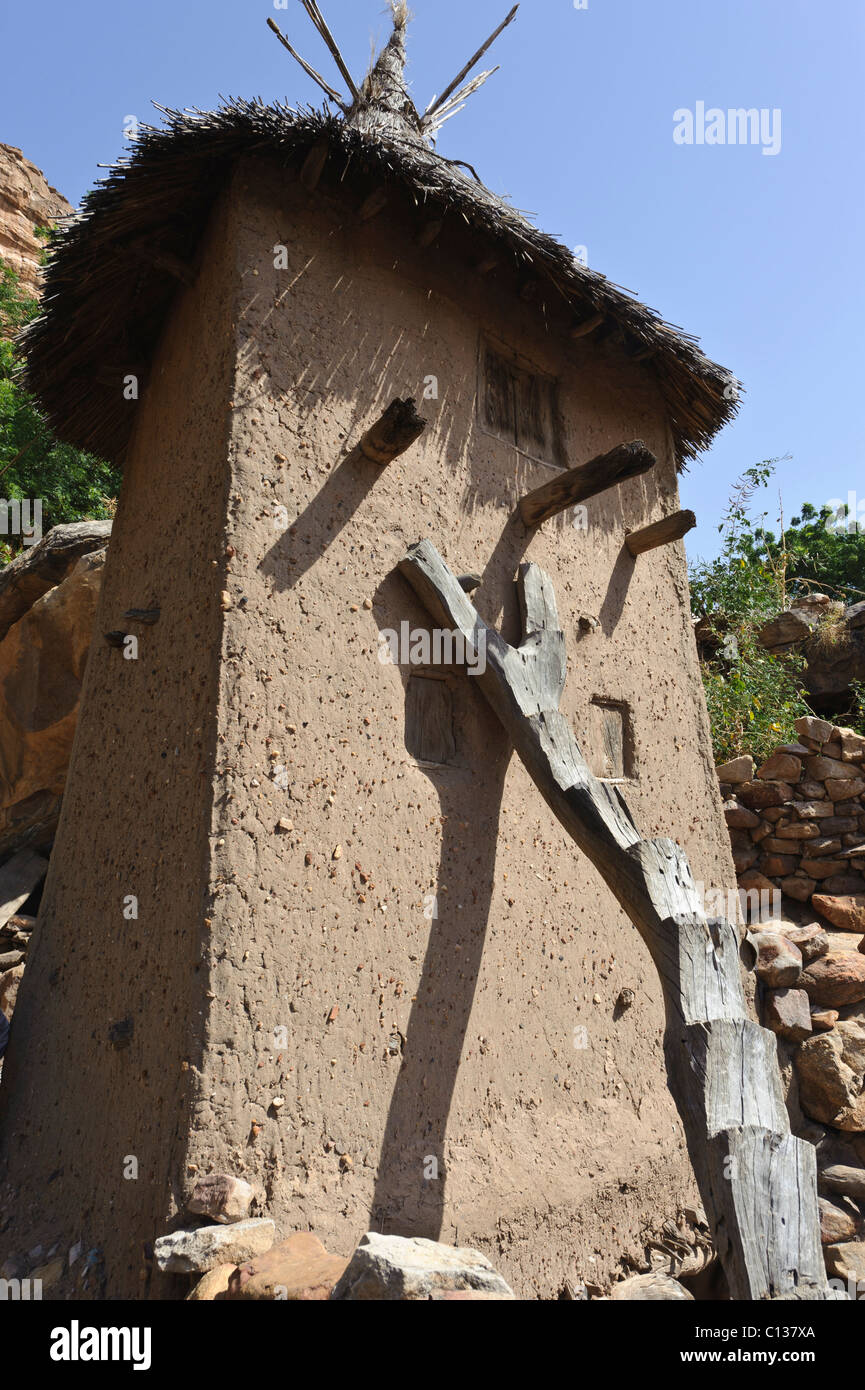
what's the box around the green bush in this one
[699,625,810,765]
[0,252,120,563]
[691,460,814,764]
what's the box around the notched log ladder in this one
[398,539,839,1301]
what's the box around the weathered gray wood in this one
[406,675,455,766]
[398,538,837,1301]
[423,5,519,121]
[625,509,696,556]
[702,1130,829,1299]
[298,0,362,105]
[518,441,656,528]
[266,17,351,112]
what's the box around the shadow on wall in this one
[368,705,510,1238]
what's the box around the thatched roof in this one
[22,5,739,468]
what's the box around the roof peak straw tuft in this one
[267,3,520,144]
[347,3,422,138]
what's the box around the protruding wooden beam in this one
[625,509,696,557]
[300,135,330,192]
[357,397,427,465]
[570,311,605,339]
[416,218,444,248]
[518,441,657,529]
[358,187,389,222]
[475,253,500,275]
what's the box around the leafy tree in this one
[743,502,865,606]
[0,252,120,564]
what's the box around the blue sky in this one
[1,0,862,561]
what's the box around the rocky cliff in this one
[0,143,72,305]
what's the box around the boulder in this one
[723,799,760,830]
[153,1219,275,1274]
[806,756,849,782]
[820,818,859,835]
[763,837,813,854]
[824,1242,865,1287]
[756,752,802,782]
[795,596,834,619]
[0,545,107,857]
[609,1273,693,1301]
[826,779,865,802]
[774,822,821,839]
[329,1232,516,1301]
[781,876,817,903]
[732,842,758,874]
[804,838,843,858]
[818,1198,857,1246]
[186,1265,234,1301]
[759,611,814,649]
[226,1232,348,1301]
[812,894,865,934]
[187,1174,254,1225]
[822,875,865,896]
[0,520,111,642]
[798,781,829,801]
[0,848,48,929]
[819,1165,865,1202]
[782,924,829,963]
[800,953,865,1007]
[799,859,848,880]
[759,854,798,878]
[836,727,865,761]
[715,756,754,784]
[0,962,24,1017]
[737,869,776,894]
[762,988,812,1042]
[795,1020,865,1130]
[810,1006,839,1032]
[748,931,803,987]
[737,781,793,809]
[795,715,836,744]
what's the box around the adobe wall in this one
[0,154,737,1300]
[186,157,736,1298]
[0,194,238,1297]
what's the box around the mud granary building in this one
[0,4,740,1298]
